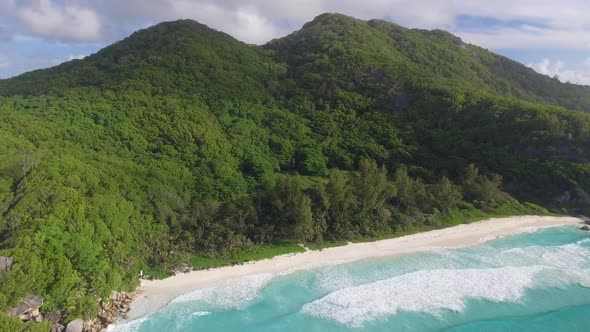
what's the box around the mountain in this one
[0,13,589,328]
[0,19,278,103]
[267,13,590,111]
[3,14,590,110]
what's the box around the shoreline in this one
[123,215,584,322]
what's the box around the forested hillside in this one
[0,13,589,329]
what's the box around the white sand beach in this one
[125,215,584,321]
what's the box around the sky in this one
[0,0,589,85]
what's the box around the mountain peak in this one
[296,12,368,33]
[1,13,589,111]
[125,19,223,40]
[306,12,361,24]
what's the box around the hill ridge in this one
[2,13,588,111]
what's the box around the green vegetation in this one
[190,239,305,270]
[0,13,588,328]
[0,315,50,332]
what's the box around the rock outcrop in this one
[5,290,137,331]
[65,318,83,332]
[51,324,65,332]
[172,263,192,274]
[96,291,138,330]
[6,294,43,321]
[0,256,13,272]
[46,311,65,332]
[82,318,102,332]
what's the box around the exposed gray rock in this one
[580,225,590,231]
[51,324,65,332]
[172,263,192,274]
[109,291,122,301]
[65,318,84,332]
[96,290,138,330]
[579,215,590,225]
[83,319,95,331]
[0,256,13,272]
[6,294,43,319]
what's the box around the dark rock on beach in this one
[51,324,65,332]
[4,290,137,331]
[65,318,83,332]
[94,290,138,330]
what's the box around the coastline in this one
[124,215,584,322]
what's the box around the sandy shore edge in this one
[123,215,584,321]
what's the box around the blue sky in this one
[0,0,589,85]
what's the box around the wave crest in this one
[302,266,542,327]
[106,317,148,332]
[302,238,590,327]
[170,273,274,309]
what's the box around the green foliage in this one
[0,315,50,332]
[0,13,587,325]
[325,169,355,239]
[190,239,305,270]
[268,176,314,241]
[353,159,395,212]
[430,177,463,212]
[295,146,328,176]
[462,164,507,205]
[392,166,431,213]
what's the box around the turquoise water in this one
[112,226,590,331]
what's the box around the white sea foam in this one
[301,266,543,327]
[478,234,500,243]
[302,238,590,327]
[170,273,274,309]
[316,266,356,292]
[504,242,590,287]
[105,317,148,332]
[191,311,211,317]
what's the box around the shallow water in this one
[111,226,590,331]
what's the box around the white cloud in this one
[529,58,590,85]
[382,0,456,29]
[1,0,589,48]
[169,1,280,43]
[15,0,102,42]
[93,0,590,51]
[458,27,590,49]
[454,0,590,29]
[68,54,86,61]
[153,0,458,39]
[0,59,8,68]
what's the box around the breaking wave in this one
[106,317,148,332]
[302,266,543,326]
[170,273,274,309]
[302,239,590,326]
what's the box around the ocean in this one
[112,226,590,331]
